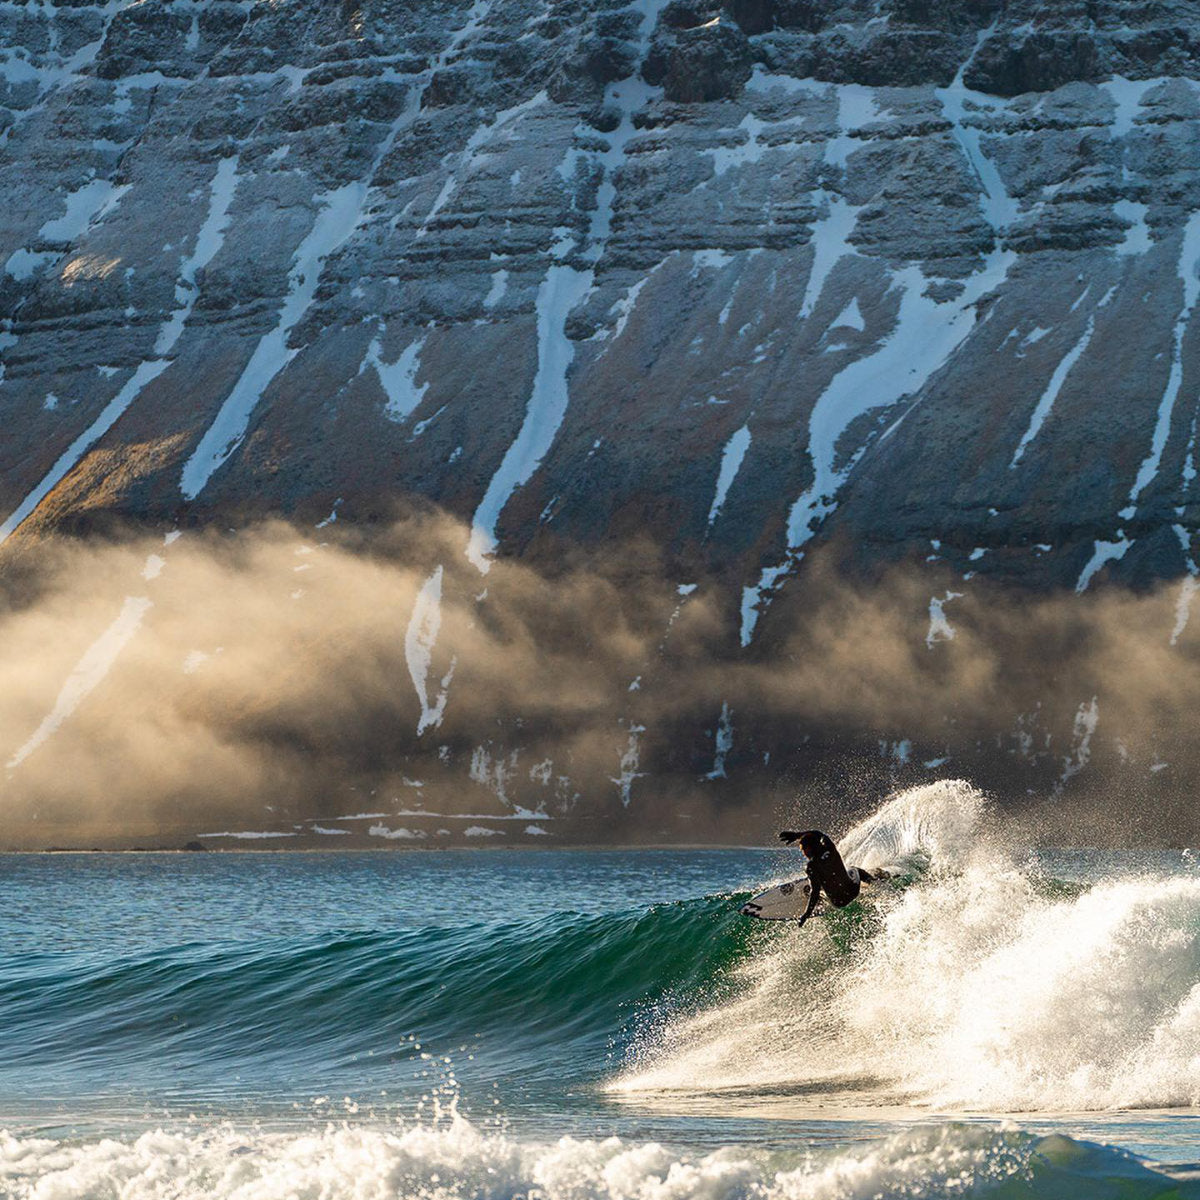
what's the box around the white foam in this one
[614,780,1200,1111]
[0,1116,1159,1200]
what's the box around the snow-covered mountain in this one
[3,0,1200,845]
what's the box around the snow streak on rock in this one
[926,591,963,648]
[0,0,131,146]
[707,424,751,526]
[1121,213,1200,519]
[466,264,596,571]
[5,178,129,280]
[0,361,169,544]
[935,41,1019,232]
[1101,76,1162,140]
[1011,314,1099,467]
[466,0,669,572]
[405,565,455,735]
[154,156,239,356]
[740,42,1019,648]
[417,91,548,238]
[832,297,865,332]
[1076,533,1133,593]
[798,84,874,319]
[0,157,240,544]
[1059,696,1099,789]
[611,721,646,806]
[180,180,367,499]
[182,1,497,499]
[8,594,152,770]
[742,252,1012,646]
[365,332,429,423]
[705,701,733,779]
[1114,199,1152,257]
[1171,525,1198,646]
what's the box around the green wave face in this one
[0,894,764,1099]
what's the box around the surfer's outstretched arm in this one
[796,879,820,928]
[857,867,875,884]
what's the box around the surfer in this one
[779,830,877,927]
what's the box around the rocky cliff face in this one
[3,0,1200,845]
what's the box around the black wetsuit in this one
[795,831,874,925]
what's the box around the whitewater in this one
[3,781,1199,1199]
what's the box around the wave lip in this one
[1,1118,1194,1200]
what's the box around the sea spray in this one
[837,778,994,874]
[5,796,1200,1195]
[614,781,1200,1111]
[1,1116,1193,1200]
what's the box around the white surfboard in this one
[740,867,889,920]
[739,877,814,920]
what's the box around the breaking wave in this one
[614,780,1200,1111]
[2,1115,1196,1200]
[4,781,1199,1116]
[0,891,751,1089]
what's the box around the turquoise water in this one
[3,782,1200,1198]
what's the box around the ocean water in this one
[3,781,1200,1198]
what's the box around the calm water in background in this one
[3,822,1200,1198]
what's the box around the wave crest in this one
[615,781,1200,1112]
